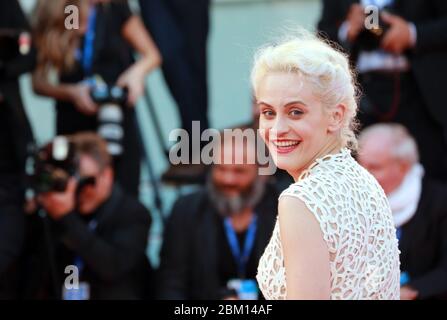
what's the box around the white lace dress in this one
[256,148,400,300]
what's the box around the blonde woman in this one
[254,31,400,300]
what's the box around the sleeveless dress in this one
[256,148,400,300]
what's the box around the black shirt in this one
[56,1,134,135]
[0,104,18,174]
[216,214,260,297]
[22,184,152,299]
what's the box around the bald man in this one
[358,123,447,300]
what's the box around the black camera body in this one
[27,137,79,194]
[90,84,128,157]
[26,136,98,201]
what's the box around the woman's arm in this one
[122,15,162,74]
[117,15,162,105]
[278,196,331,300]
[32,69,97,115]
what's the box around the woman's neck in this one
[290,139,343,182]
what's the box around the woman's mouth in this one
[271,140,301,154]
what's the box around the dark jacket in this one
[318,0,447,137]
[157,182,279,300]
[0,0,35,173]
[22,185,153,300]
[400,178,447,299]
[0,0,35,299]
[0,203,25,299]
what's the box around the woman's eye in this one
[289,109,303,117]
[261,110,275,118]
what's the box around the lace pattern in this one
[256,148,400,300]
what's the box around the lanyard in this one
[396,227,411,285]
[74,219,98,274]
[81,5,97,76]
[223,214,258,278]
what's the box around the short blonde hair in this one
[251,29,360,150]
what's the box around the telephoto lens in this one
[91,84,128,157]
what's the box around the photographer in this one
[32,0,161,196]
[0,0,35,299]
[318,0,447,181]
[24,133,152,300]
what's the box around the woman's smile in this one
[270,139,301,154]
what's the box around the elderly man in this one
[158,129,278,300]
[358,123,447,300]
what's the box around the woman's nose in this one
[270,116,289,137]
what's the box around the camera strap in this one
[395,228,411,285]
[223,214,258,279]
[81,5,98,76]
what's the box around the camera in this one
[27,137,79,194]
[90,83,128,157]
[0,29,31,63]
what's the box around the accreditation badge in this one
[227,278,259,300]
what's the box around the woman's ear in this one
[327,104,346,133]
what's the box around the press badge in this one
[62,282,91,300]
[227,279,259,300]
[400,272,410,286]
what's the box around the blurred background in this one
[18,0,321,264]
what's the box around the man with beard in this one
[157,132,278,299]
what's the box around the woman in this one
[32,0,162,196]
[253,31,400,299]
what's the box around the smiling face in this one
[257,72,342,179]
